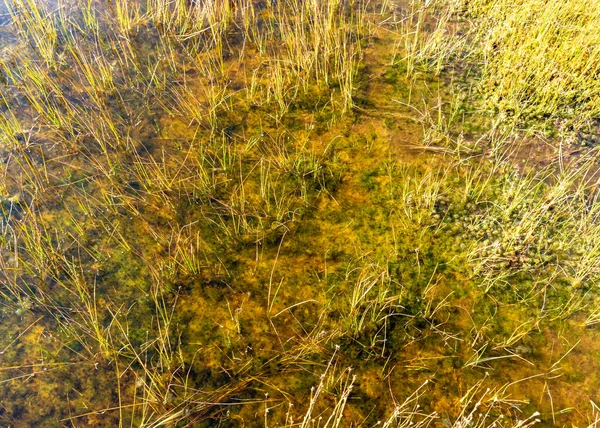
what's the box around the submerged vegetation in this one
[1,0,600,426]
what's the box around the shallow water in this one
[0,0,599,426]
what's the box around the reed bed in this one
[0,0,370,424]
[397,0,600,131]
[462,0,600,129]
[0,0,599,426]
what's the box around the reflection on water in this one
[0,3,12,46]
[0,0,60,31]
[0,2,10,25]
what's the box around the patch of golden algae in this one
[2,0,600,426]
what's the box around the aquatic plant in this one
[0,0,600,426]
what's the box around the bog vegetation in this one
[0,0,600,426]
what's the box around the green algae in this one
[0,0,599,427]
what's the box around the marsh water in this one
[0,1,599,426]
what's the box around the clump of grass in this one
[398,0,468,77]
[400,0,600,131]
[5,0,57,67]
[461,0,600,129]
[466,153,600,292]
